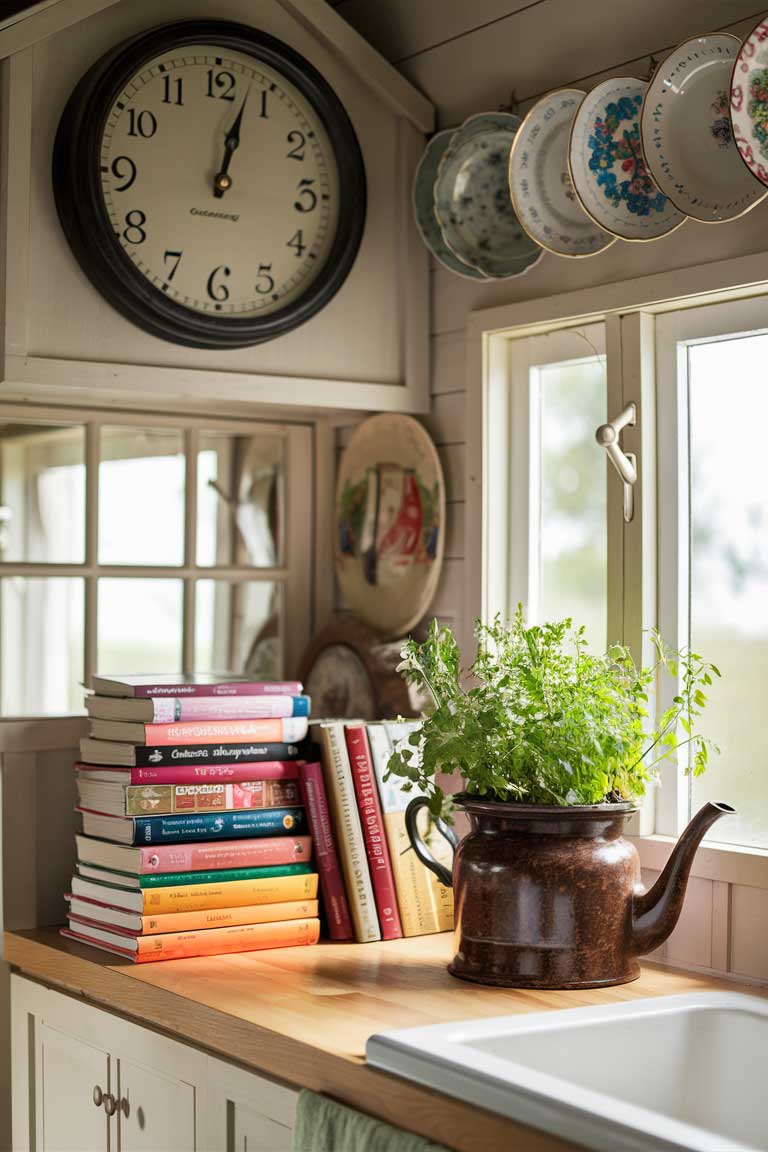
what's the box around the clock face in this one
[53,22,366,347]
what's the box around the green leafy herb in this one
[386,608,719,817]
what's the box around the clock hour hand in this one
[213,88,250,198]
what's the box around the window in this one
[485,296,768,853]
[0,409,311,716]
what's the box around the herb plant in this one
[387,609,720,816]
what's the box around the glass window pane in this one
[195,580,282,678]
[99,426,184,565]
[688,334,768,848]
[1,577,84,715]
[534,357,607,652]
[0,421,85,563]
[197,432,283,567]
[98,579,182,674]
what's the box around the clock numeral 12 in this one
[162,75,183,105]
[206,70,235,101]
[259,90,269,118]
[294,178,317,213]
[286,230,306,258]
[127,109,157,138]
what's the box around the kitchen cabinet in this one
[37,1022,111,1152]
[207,1055,297,1152]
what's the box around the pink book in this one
[75,761,303,786]
[75,833,313,874]
[86,695,309,723]
[92,674,303,698]
[345,725,403,941]
[297,762,353,941]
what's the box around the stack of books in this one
[64,673,323,962]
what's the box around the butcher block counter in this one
[3,928,756,1152]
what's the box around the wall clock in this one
[52,20,367,349]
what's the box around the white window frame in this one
[0,402,313,716]
[467,253,768,889]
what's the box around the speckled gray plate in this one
[434,112,543,279]
[413,130,489,279]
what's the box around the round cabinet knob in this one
[102,1093,118,1117]
[92,1085,103,1108]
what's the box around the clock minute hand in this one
[213,88,250,198]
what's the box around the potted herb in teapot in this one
[388,610,734,989]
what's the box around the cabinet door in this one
[207,1056,297,1152]
[38,1022,111,1152]
[117,1056,196,1152]
[230,1100,293,1152]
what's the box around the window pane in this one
[0,421,85,563]
[197,432,283,567]
[534,357,607,652]
[98,579,182,674]
[195,580,282,678]
[1,577,84,714]
[99,426,184,565]
[688,335,768,848]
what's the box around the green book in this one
[75,861,312,890]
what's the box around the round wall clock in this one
[52,20,367,349]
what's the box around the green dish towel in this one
[292,1090,451,1152]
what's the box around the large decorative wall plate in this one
[434,113,543,278]
[413,130,489,280]
[569,77,685,241]
[335,414,445,638]
[509,89,616,258]
[731,18,768,187]
[642,35,766,222]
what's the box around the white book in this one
[312,721,380,943]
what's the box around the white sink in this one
[367,991,768,1152]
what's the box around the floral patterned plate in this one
[434,112,543,278]
[568,77,685,241]
[731,18,768,188]
[509,89,615,257]
[413,130,489,279]
[642,34,766,222]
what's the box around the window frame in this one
[0,402,313,715]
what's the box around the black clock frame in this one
[52,19,367,349]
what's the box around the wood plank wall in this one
[334,0,768,985]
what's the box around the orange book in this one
[87,716,308,746]
[67,895,319,935]
[62,917,321,962]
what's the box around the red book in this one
[297,762,353,941]
[61,916,320,961]
[345,725,403,940]
[75,761,303,786]
[75,832,312,874]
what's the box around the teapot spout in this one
[631,801,735,956]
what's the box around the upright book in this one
[296,761,353,941]
[77,806,308,846]
[78,739,304,768]
[92,674,303,698]
[86,694,310,722]
[313,722,380,943]
[62,916,321,961]
[88,716,309,745]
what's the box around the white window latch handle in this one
[596,402,637,522]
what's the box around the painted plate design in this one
[335,414,445,639]
[730,18,768,187]
[642,35,766,222]
[509,89,615,257]
[569,77,685,240]
[413,130,489,279]
[434,112,543,278]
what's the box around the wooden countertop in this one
[5,928,760,1152]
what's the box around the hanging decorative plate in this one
[434,112,543,278]
[569,77,685,241]
[509,89,616,257]
[413,130,489,279]
[641,35,766,222]
[730,18,768,187]
[335,414,445,639]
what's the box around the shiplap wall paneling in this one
[731,885,768,981]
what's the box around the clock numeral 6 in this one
[294,178,317,213]
[206,69,235,101]
[127,109,157,138]
[110,155,136,192]
[207,264,231,302]
[255,263,275,295]
[122,209,146,244]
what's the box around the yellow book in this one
[71,871,319,916]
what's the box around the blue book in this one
[79,805,307,846]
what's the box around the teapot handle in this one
[404,796,458,888]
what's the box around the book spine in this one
[136,681,303,698]
[132,917,320,961]
[142,873,319,914]
[296,762,353,941]
[345,726,403,941]
[139,718,308,746]
[140,899,318,934]
[123,806,306,846]
[133,833,312,872]
[123,779,300,816]
[317,724,380,943]
[148,695,310,722]
[125,743,303,769]
[135,863,311,887]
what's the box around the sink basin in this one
[367,991,768,1152]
